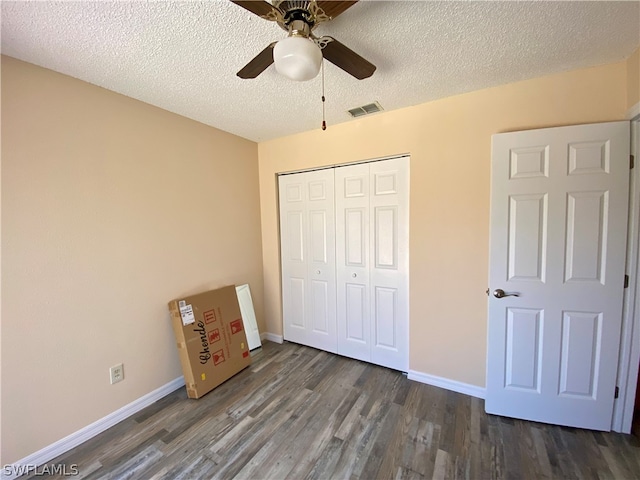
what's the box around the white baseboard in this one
[2,377,185,480]
[407,370,486,399]
[260,332,283,344]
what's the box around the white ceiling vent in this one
[347,102,384,118]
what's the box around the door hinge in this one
[631,155,635,170]
[625,275,630,288]
[615,386,619,399]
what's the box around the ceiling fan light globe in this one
[273,36,322,82]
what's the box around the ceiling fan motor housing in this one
[286,18,312,39]
[283,10,316,32]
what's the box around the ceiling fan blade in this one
[321,37,376,80]
[229,0,281,20]
[237,43,276,79]
[316,1,359,20]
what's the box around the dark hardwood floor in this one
[27,341,640,479]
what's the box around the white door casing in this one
[486,121,630,430]
[614,117,640,433]
[279,169,337,353]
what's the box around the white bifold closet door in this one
[279,157,409,371]
[279,168,337,353]
[335,158,409,371]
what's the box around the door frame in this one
[614,107,640,433]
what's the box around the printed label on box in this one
[208,329,221,344]
[230,319,243,334]
[179,304,195,326]
[213,349,226,366]
[203,309,216,324]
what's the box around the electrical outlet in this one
[110,363,124,385]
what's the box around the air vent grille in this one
[347,101,383,118]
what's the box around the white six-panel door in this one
[486,121,630,430]
[280,157,409,371]
[279,169,337,353]
[335,162,371,362]
[335,158,410,370]
[369,160,410,370]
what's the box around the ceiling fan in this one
[231,0,376,81]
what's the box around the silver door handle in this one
[352,273,357,278]
[493,289,520,298]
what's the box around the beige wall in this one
[1,56,263,464]
[628,47,640,111]
[258,60,628,389]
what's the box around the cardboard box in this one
[168,285,251,399]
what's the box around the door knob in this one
[316,270,321,274]
[493,288,520,298]
[352,273,357,278]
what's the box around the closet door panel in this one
[305,169,338,353]
[374,286,398,348]
[279,169,337,352]
[336,163,371,361]
[310,280,330,333]
[279,174,309,346]
[288,278,306,329]
[345,283,367,342]
[285,210,306,332]
[374,206,398,269]
[370,158,409,371]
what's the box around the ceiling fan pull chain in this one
[321,59,327,131]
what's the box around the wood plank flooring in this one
[26,341,640,479]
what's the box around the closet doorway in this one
[278,156,410,371]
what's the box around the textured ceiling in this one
[2,1,639,142]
